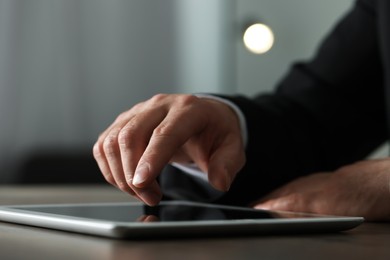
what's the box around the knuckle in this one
[118,123,141,150]
[114,105,142,124]
[118,128,133,148]
[117,181,128,190]
[92,142,102,159]
[177,94,198,106]
[97,131,105,140]
[152,123,184,148]
[132,101,145,111]
[103,134,119,156]
[114,111,127,122]
[153,123,173,138]
[150,93,168,103]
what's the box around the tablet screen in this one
[1,201,364,238]
[10,201,328,223]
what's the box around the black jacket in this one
[161,0,389,206]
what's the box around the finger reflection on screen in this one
[136,215,160,222]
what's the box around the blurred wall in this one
[0,0,357,182]
[0,0,232,182]
[175,0,236,94]
[0,0,175,181]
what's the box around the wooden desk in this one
[0,185,389,260]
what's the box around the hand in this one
[252,158,390,221]
[93,94,245,206]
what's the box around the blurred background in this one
[0,0,354,184]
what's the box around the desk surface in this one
[0,185,389,260]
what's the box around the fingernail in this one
[133,163,149,187]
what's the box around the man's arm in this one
[209,0,387,205]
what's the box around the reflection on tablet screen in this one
[11,202,328,223]
[143,204,274,222]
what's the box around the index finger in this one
[132,100,206,188]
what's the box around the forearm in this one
[217,0,387,205]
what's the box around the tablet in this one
[0,201,363,239]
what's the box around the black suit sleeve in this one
[216,0,387,206]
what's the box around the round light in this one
[243,23,274,54]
